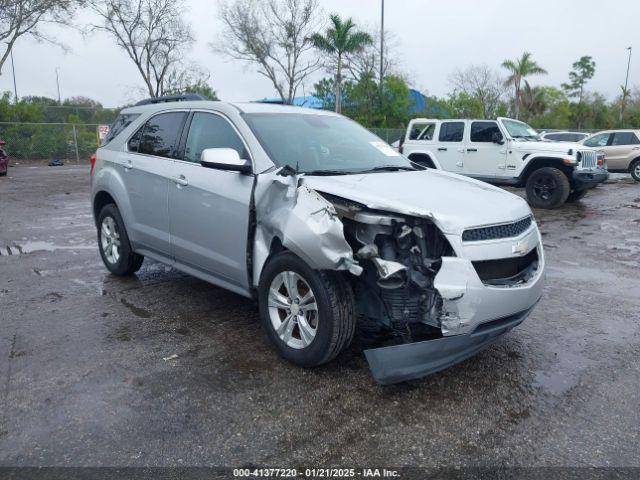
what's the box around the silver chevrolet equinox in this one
[91,95,545,384]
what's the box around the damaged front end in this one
[252,171,544,385]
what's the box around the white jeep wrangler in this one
[400,117,609,209]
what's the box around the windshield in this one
[501,119,539,140]
[243,113,414,174]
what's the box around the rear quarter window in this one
[102,113,140,146]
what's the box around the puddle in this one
[120,298,153,318]
[0,241,95,256]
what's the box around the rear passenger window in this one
[470,122,501,142]
[184,112,248,163]
[138,112,187,158]
[612,132,640,145]
[439,122,464,142]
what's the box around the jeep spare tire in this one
[526,167,571,209]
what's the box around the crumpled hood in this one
[512,140,589,154]
[301,169,532,235]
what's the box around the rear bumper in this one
[365,306,535,385]
[572,168,609,191]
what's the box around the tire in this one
[630,159,640,182]
[97,203,144,276]
[525,167,571,209]
[258,251,356,368]
[566,189,588,203]
[0,171,6,177]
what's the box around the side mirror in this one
[200,148,252,174]
[492,132,504,145]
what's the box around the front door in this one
[168,111,254,290]
[464,121,507,177]
[124,111,187,256]
[435,121,465,172]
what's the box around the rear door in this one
[607,132,640,170]
[435,121,465,172]
[123,111,187,257]
[168,111,254,290]
[464,121,506,177]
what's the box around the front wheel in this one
[258,251,355,367]
[525,167,571,209]
[630,159,640,182]
[97,204,144,276]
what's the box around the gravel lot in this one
[1,165,639,468]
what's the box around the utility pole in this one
[56,67,62,105]
[620,46,632,123]
[379,0,385,103]
[10,49,18,103]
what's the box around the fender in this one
[92,162,137,243]
[515,153,575,183]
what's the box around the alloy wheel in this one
[100,216,121,265]
[532,175,556,201]
[267,271,318,349]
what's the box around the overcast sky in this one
[0,0,637,107]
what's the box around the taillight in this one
[597,156,604,167]
[90,153,97,175]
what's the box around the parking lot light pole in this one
[620,46,632,122]
[10,49,18,103]
[379,0,384,107]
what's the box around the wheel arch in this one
[519,156,574,185]
[628,156,640,172]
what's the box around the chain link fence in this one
[369,128,406,144]
[0,122,101,163]
[0,121,602,164]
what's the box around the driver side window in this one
[184,112,248,163]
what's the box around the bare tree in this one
[215,0,321,104]
[0,0,78,75]
[89,0,194,97]
[449,65,507,118]
[344,26,399,83]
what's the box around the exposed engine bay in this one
[318,192,455,337]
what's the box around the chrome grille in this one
[462,216,533,242]
[578,150,597,169]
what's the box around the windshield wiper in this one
[359,165,416,173]
[303,169,355,176]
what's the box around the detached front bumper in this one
[572,167,609,191]
[365,306,535,385]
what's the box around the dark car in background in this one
[0,140,8,176]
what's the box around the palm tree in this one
[502,52,547,119]
[311,15,372,113]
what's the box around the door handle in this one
[456,162,463,167]
[172,175,189,187]
[466,148,478,152]
[437,147,447,151]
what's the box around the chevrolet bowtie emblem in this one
[512,241,528,255]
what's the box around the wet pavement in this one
[0,165,639,467]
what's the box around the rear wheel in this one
[258,251,355,367]
[97,204,144,276]
[566,189,588,203]
[525,167,571,209]
[630,159,640,182]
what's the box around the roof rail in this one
[134,94,205,106]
